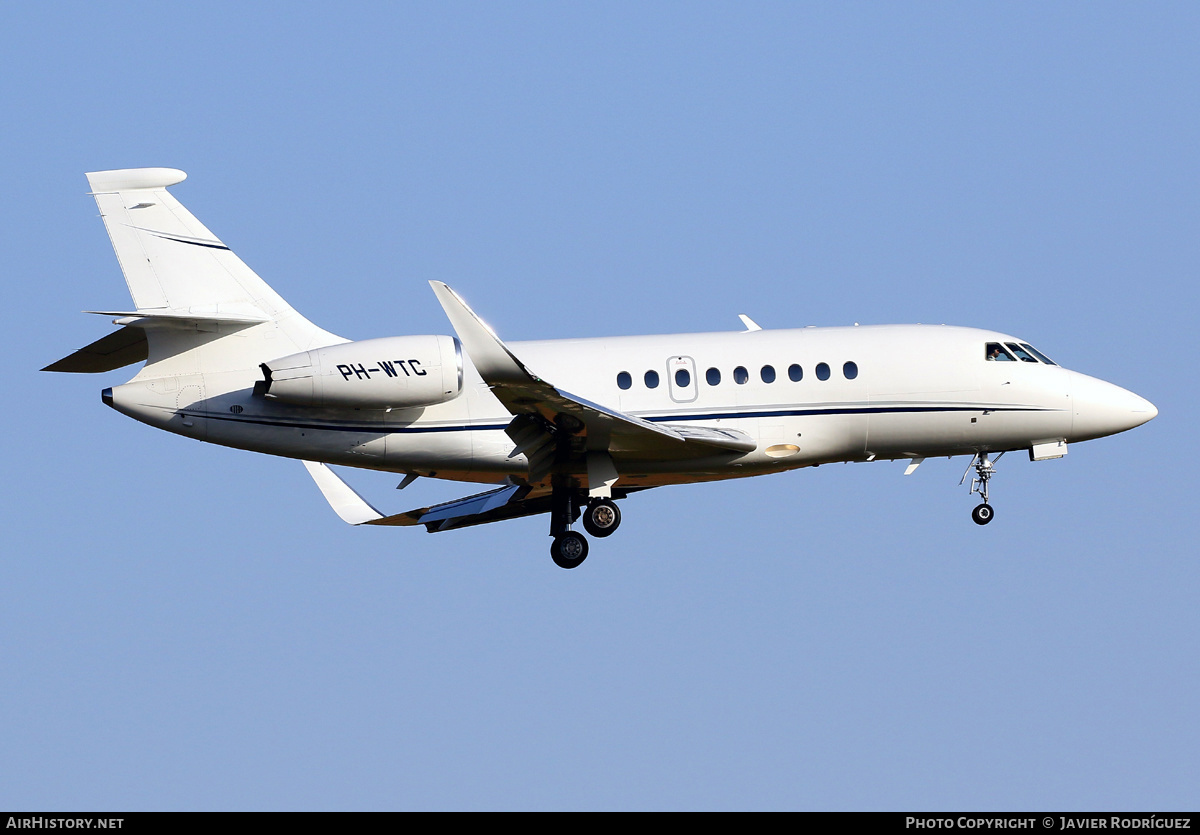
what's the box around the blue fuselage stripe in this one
[190,404,1051,435]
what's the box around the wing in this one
[367,483,553,532]
[429,282,754,482]
[303,461,561,533]
[302,286,756,532]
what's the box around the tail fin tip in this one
[86,168,187,193]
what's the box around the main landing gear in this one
[582,499,621,538]
[961,451,1005,526]
[549,482,622,569]
[550,531,589,569]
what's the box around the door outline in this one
[666,355,698,403]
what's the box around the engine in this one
[261,335,463,409]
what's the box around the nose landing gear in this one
[961,452,1004,526]
[971,503,995,525]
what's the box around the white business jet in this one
[47,168,1157,568]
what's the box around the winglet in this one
[738,314,762,332]
[303,461,384,525]
[429,282,537,384]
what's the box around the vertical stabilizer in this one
[84,168,344,374]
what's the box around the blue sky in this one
[2,2,1195,810]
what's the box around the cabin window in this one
[788,364,803,382]
[1020,343,1057,365]
[734,366,749,385]
[617,371,632,390]
[675,368,691,388]
[843,361,858,380]
[1005,343,1039,363]
[644,370,660,388]
[706,367,721,386]
[985,342,1016,361]
[761,365,776,383]
[816,362,830,381]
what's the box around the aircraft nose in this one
[1069,371,1157,441]
[1130,393,1158,422]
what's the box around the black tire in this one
[582,499,621,538]
[551,531,589,569]
[971,503,994,525]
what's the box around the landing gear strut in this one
[962,452,1004,526]
[548,478,624,568]
[549,476,588,568]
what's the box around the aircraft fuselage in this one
[104,322,1154,489]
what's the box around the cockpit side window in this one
[1020,343,1057,365]
[1005,342,1039,363]
[985,342,1016,361]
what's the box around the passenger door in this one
[666,355,698,403]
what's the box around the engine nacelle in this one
[262,335,463,409]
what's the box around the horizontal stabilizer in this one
[84,309,270,335]
[86,309,270,325]
[42,326,148,373]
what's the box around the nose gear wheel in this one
[971,503,995,525]
[960,452,1004,525]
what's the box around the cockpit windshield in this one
[1005,343,1038,363]
[984,341,1057,365]
[1019,343,1056,365]
[985,342,1016,361]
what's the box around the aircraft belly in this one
[777,412,868,464]
[971,406,1072,450]
[384,427,480,475]
[865,394,1072,455]
[866,397,978,454]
